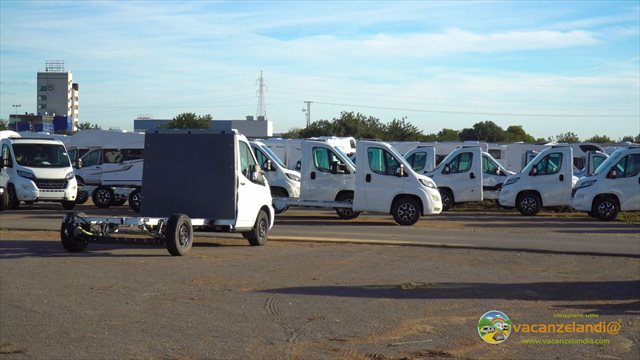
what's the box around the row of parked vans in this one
[1,130,638,221]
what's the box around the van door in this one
[440,147,483,202]
[530,148,573,206]
[586,151,608,176]
[236,140,267,228]
[482,153,509,199]
[609,152,640,211]
[77,148,102,185]
[404,147,436,173]
[300,141,353,202]
[355,142,404,212]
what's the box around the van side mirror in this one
[262,159,273,172]
[496,168,501,175]
[250,164,264,184]
[442,165,450,174]
[75,158,83,169]
[396,164,405,177]
[529,167,538,176]
[608,169,617,179]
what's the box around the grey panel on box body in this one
[141,130,237,219]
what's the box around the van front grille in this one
[36,179,68,190]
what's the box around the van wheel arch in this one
[7,183,19,209]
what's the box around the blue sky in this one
[1,0,638,140]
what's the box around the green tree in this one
[472,121,506,142]
[554,132,580,143]
[504,125,535,143]
[619,135,635,142]
[458,127,478,141]
[585,135,612,143]
[436,128,459,141]
[383,117,425,141]
[77,122,101,130]
[0,119,7,131]
[164,113,212,129]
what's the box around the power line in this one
[313,101,639,118]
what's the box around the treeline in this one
[282,111,640,143]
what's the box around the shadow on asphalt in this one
[552,301,640,316]
[0,238,245,259]
[261,280,640,307]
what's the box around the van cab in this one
[250,140,301,213]
[571,147,640,221]
[0,135,77,209]
[499,146,575,216]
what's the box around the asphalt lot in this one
[1,203,639,359]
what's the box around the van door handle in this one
[470,172,475,179]
[310,171,316,180]
[366,174,371,183]
[559,174,564,181]
[240,182,246,186]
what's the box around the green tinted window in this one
[447,152,473,173]
[407,152,427,171]
[535,152,563,175]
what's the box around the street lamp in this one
[12,104,21,115]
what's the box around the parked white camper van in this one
[250,140,301,213]
[1,132,77,209]
[571,146,640,221]
[499,146,576,216]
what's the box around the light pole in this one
[12,104,21,115]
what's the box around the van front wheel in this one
[592,196,619,221]
[7,184,19,209]
[243,210,269,246]
[392,197,421,226]
[92,186,114,208]
[516,192,541,216]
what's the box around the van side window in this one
[406,152,427,171]
[1,144,12,167]
[253,147,269,169]
[447,152,473,173]
[368,147,400,176]
[82,150,100,167]
[239,141,257,179]
[313,147,343,173]
[535,153,562,175]
[482,155,499,174]
[122,149,143,162]
[103,149,123,163]
[614,154,640,177]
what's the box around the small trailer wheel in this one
[243,210,269,246]
[166,214,193,256]
[60,213,88,252]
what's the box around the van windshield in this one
[13,143,71,168]
[260,145,286,168]
[593,149,624,176]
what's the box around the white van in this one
[571,146,640,221]
[0,134,77,209]
[499,146,576,216]
[250,140,301,213]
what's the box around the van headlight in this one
[419,178,437,189]
[17,170,36,180]
[286,173,301,182]
[503,177,520,187]
[575,179,597,190]
[65,172,75,180]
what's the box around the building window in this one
[39,85,48,91]
[39,95,47,101]
[38,104,46,110]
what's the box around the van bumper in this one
[421,188,442,215]
[570,191,591,212]
[498,187,516,208]
[15,178,77,202]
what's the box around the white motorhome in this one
[61,129,274,256]
[250,140,301,213]
[571,146,640,221]
[406,146,513,206]
[1,132,77,209]
[499,146,577,215]
[275,139,442,225]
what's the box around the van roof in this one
[5,137,63,145]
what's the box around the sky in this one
[1,0,639,140]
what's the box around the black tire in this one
[60,214,88,252]
[243,210,269,246]
[62,201,75,210]
[271,188,289,215]
[439,188,454,211]
[166,214,193,256]
[75,190,89,204]
[335,192,360,220]
[592,196,619,221]
[129,188,142,213]
[516,192,541,216]
[392,197,421,226]
[7,184,19,209]
[92,186,114,208]
[0,187,8,211]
